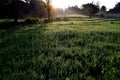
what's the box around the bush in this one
[43,19,53,23]
[71,22,74,24]
[43,19,49,23]
[110,21,114,24]
[63,17,69,21]
[25,18,42,24]
[54,18,62,21]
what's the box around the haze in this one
[52,0,120,10]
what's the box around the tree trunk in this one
[48,9,50,21]
[89,15,92,18]
[46,0,51,21]
[14,16,18,23]
[12,0,19,23]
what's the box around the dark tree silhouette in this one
[0,0,47,22]
[82,3,99,18]
[0,0,29,23]
[30,0,46,18]
[97,5,107,17]
[101,6,107,13]
[12,0,20,23]
[109,2,120,14]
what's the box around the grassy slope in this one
[0,17,120,80]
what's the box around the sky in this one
[52,0,120,10]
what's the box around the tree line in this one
[0,0,54,23]
[108,2,120,14]
[0,0,120,23]
[55,2,120,18]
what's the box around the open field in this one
[0,17,120,80]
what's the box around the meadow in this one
[0,16,120,80]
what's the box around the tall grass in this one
[0,17,120,80]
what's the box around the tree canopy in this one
[0,0,53,22]
[0,0,30,22]
[108,2,120,14]
[101,6,107,13]
[82,3,99,18]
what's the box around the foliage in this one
[30,0,47,18]
[54,18,62,21]
[108,2,120,14]
[0,0,48,22]
[0,0,30,23]
[63,17,69,21]
[25,18,42,24]
[82,3,99,18]
[0,17,120,80]
[100,6,107,13]
[44,0,55,21]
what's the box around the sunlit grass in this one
[0,17,120,80]
[55,14,87,18]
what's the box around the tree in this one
[12,0,32,23]
[97,5,107,18]
[108,2,120,14]
[0,0,48,22]
[101,6,107,13]
[12,0,21,23]
[30,0,46,18]
[44,0,54,21]
[0,0,29,23]
[82,3,99,18]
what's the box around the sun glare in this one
[52,0,120,10]
[52,0,67,9]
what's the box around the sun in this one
[51,0,81,9]
[44,0,119,10]
[52,0,68,9]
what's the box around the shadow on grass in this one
[0,22,49,79]
[0,21,23,30]
[0,20,43,30]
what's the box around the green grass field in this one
[0,17,120,80]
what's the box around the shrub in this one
[25,18,42,24]
[110,21,114,24]
[63,17,69,21]
[43,19,49,23]
[71,22,74,24]
[54,18,62,21]
[43,19,53,23]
